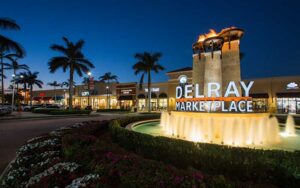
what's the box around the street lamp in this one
[87,72,92,106]
[106,85,109,109]
[11,74,16,111]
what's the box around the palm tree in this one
[99,72,118,109]
[26,71,43,106]
[4,55,29,76]
[48,37,94,110]
[82,77,89,84]
[0,18,25,105]
[4,56,29,105]
[47,81,61,103]
[18,72,28,104]
[133,52,164,112]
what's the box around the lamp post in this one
[87,72,92,107]
[106,85,109,109]
[11,74,16,111]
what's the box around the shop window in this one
[159,99,167,110]
[252,98,267,112]
[277,98,300,114]
[138,99,146,111]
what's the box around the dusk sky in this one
[2,0,300,89]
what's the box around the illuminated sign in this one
[178,75,187,84]
[175,81,254,112]
[81,91,90,96]
[287,82,298,90]
[121,89,132,94]
[145,88,160,92]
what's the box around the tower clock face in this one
[179,75,187,84]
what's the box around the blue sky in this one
[1,0,300,89]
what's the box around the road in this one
[0,115,119,174]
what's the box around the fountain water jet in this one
[161,111,281,146]
[283,115,297,137]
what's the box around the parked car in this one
[22,104,32,111]
[0,106,12,116]
[31,104,43,111]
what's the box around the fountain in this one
[284,115,297,136]
[133,27,300,150]
[160,111,281,146]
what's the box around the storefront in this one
[116,83,136,110]
[250,93,269,112]
[276,92,300,114]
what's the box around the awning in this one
[249,93,269,98]
[118,95,134,100]
[159,93,168,98]
[147,92,157,98]
[42,97,52,101]
[137,94,145,99]
[276,92,300,98]
[52,96,64,100]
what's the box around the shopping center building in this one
[31,27,300,114]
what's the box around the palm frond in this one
[0,18,20,30]
[0,35,25,57]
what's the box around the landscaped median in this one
[1,115,300,187]
[96,109,130,113]
[32,108,92,115]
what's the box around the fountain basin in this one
[159,111,281,146]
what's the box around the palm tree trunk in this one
[1,54,4,106]
[69,66,74,111]
[24,83,27,104]
[30,85,33,107]
[147,70,151,112]
[107,80,110,109]
[54,86,56,103]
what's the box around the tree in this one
[18,72,28,104]
[48,37,94,110]
[47,81,61,103]
[82,77,89,84]
[26,71,43,106]
[4,56,29,76]
[0,18,25,105]
[132,52,164,112]
[99,72,118,109]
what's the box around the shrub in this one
[32,108,91,115]
[109,117,300,188]
[32,108,59,114]
[96,109,130,113]
[49,110,91,115]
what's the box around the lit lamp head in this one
[87,72,92,76]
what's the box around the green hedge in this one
[109,117,300,188]
[96,109,130,113]
[49,110,91,115]
[32,108,59,114]
[33,108,91,115]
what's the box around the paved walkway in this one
[0,115,123,174]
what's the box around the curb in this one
[0,158,15,182]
